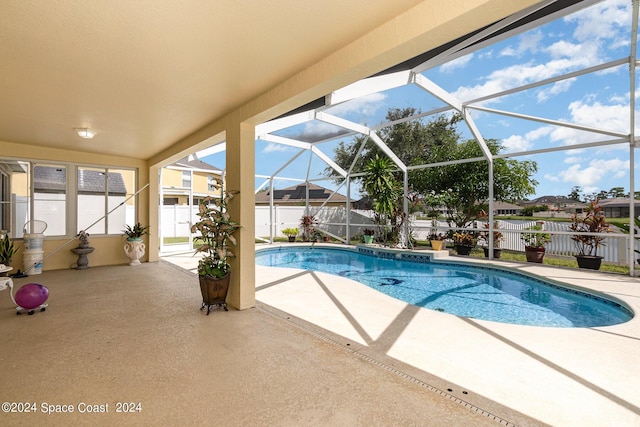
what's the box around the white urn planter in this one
[124,238,145,266]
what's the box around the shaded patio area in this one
[0,261,510,426]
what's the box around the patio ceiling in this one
[0,0,429,159]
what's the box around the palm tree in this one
[362,155,401,243]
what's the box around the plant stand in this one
[199,273,231,315]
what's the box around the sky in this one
[205,0,638,201]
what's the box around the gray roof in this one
[255,183,347,204]
[169,157,222,173]
[35,166,127,195]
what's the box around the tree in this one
[608,187,625,198]
[568,186,583,202]
[328,108,538,228]
[362,155,403,244]
[327,109,461,187]
[411,139,538,227]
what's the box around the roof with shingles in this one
[35,166,127,195]
[255,183,347,204]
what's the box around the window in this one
[77,167,136,235]
[33,164,67,236]
[182,170,191,188]
[0,158,138,239]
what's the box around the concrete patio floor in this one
[2,244,639,426]
[165,243,640,426]
[1,260,510,426]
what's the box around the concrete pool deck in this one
[165,244,640,426]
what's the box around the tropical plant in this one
[452,232,476,247]
[521,225,551,248]
[0,233,18,266]
[479,221,504,248]
[300,215,318,241]
[191,192,241,279]
[569,198,610,257]
[362,228,375,236]
[362,154,403,244]
[123,222,149,240]
[281,228,299,238]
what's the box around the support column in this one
[225,121,256,310]
[148,164,159,263]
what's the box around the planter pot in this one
[575,255,603,270]
[430,240,445,251]
[287,236,296,243]
[364,235,374,244]
[455,245,474,256]
[483,247,502,259]
[123,238,145,265]
[199,273,231,315]
[525,246,545,263]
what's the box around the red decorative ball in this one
[15,283,49,310]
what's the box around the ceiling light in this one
[75,128,96,139]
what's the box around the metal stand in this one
[200,302,228,315]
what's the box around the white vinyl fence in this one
[161,205,638,265]
[410,219,638,265]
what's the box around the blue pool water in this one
[255,247,633,327]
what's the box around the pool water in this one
[255,247,632,327]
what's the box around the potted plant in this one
[428,232,446,251]
[282,228,299,243]
[122,222,149,266]
[0,232,18,275]
[363,228,375,244]
[427,219,446,250]
[191,191,241,314]
[479,221,504,258]
[300,214,318,242]
[453,232,476,256]
[521,224,551,263]
[569,199,610,270]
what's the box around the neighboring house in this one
[161,157,222,205]
[598,197,640,218]
[521,195,586,215]
[493,201,523,216]
[255,183,348,207]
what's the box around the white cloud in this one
[502,135,530,152]
[451,1,629,107]
[440,54,473,73]
[566,0,629,44]
[536,78,575,103]
[543,173,559,182]
[548,99,629,146]
[262,143,292,153]
[519,30,544,54]
[502,126,553,153]
[499,46,517,57]
[564,156,583,164]
[557,158,629,187]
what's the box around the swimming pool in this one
[255,246,633,328]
